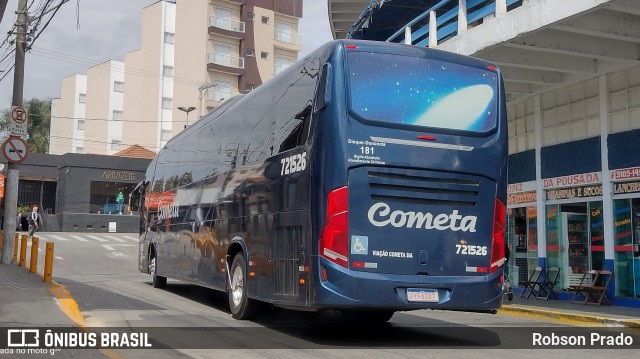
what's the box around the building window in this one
[114,81,124,92]
[77,119,85,130]
[261,51,268,59]
[112,110,123,121]
[246,48,255,57]
[78,93,86,103]
[75,146,84,154]
[162,97,172,109]
[161,130,172,141]
[246,12,254,21]
[214,44,232,66]
[212,80,231,101]
[163,66,173,77]
[110,139,121,151]
[261,16,269,24]
[164,32,175,44]
[245,84,254,93]
[274,57,291,74]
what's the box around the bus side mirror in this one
[129,192,141,212]
[315,63,332,111]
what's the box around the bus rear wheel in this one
[150,256,167,289]
[228,254,258,320]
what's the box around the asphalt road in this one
[23,231,638,358]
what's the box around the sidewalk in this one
[0,261,75,327]
[500,290,640,328]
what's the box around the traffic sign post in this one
[10,106,28,138]
[2,136,28,164]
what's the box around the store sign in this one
[507,181,536,194]
[610,166,640,181]
[613,180,640,195]
[101,171,136,181]
[543,172,601,189]
[546,184,603,200]
[507,191,536,205]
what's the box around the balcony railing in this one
[209,16,245,33]
[274,29,302,45]
[207,52,245,69]
[273,64,290,75]
[206,89,238,102]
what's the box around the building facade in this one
[51,0,304,155]
[49,74,87,155]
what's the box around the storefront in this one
[506,182,537,287]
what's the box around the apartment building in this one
[172,0,303,139]
[50,0,303,155]
[49,74,86,155]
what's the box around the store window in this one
[589,201,605,271]
[527,206,538,281]
[545,204,563,288]
[612,198,640,298]
[90,182,136,214]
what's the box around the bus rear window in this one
[347,52,498,133]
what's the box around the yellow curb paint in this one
[47,282,125,359]
[499,305,637,327]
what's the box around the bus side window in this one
[278,104,311,153]
[314,63,331,111]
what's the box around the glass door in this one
[546,204,563,289]
[565,213,589,288]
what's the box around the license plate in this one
[407,288,439,303]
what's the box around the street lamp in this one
[178,106,196,129]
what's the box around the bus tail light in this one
[489,198,506,274]
[320,186,349,268]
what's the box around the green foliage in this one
[0,97,51,153]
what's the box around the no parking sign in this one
[2,136,28,164]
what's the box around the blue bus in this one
[131,40,507,322]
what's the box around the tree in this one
[0,97,51,153]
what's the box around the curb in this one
[499,305,640,328]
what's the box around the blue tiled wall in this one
[508,150,535,184]
[608,129,640,170]
[541,137,601,178]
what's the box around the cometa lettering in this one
[367,202,477,232]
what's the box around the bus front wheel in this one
[150,255,167,289]
[228,254,257,320]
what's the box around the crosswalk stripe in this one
[104,235,127,243]
[68,235,89,242]
[55,256,63,260]
[124,235,139,242]
[86,235,107,242]
[49,235,68,241]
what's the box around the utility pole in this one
[1,0,27,264]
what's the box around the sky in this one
[0,0,334,106]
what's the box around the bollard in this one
[19,234,27,267]
[43,242,54,282]
[29,236,39,273]
[12,233,19,262]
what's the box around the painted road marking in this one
[49,235,68,241]
[104,235,127,243]
[86,235,108,242]
[55,256,63,260]
[68,235,88,242]
[102,244,135,251]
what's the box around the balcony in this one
[273,29,302,51]
[205,89,240,107]
[207,52,245,75]
[209,15,245,34]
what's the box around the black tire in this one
[149,254,167,289]
[228,254,258,320]
[337,310,395,323]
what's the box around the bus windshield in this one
[348,51,498,132]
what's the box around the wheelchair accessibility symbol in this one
[351,235,368,255]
